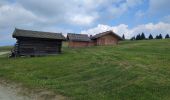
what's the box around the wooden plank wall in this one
[68,41,89,48]
[96,34,118,45]
[17,38,62,56]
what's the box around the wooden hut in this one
[91,30,122,46]
[67,33,91,48]
[11,28,65,57]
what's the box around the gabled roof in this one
[67,33,91,42]
[91,30,122,40]
[12,28,65,40]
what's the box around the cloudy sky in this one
[0,0,170,46]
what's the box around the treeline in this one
[121,33,170,40]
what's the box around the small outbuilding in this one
[91,30,122,46]
[67,33,91,48]
[12,28,65,57]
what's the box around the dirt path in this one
[0,52,66,100]
[0,51,9,56]
[0,84,31,100]
[0,80,66,100]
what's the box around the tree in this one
[122,34,125,40]
[141,32,146,40]
[158,34,163,39]
[165,34,170,38]
[136,34,141,40]
[135,34,138,40]
[148,34,153,39]
[130,36,135,40]
[155,35,159,39]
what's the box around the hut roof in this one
[67,33,91,42]
[13,28,65,40]
[91,30,122,40]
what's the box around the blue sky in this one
[0,0,170,46]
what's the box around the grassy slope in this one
[0,46,12,52]
[0,39,170,100]
[0,46,12,57]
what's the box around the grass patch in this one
[0,46,12,52]
[0,39,170,100]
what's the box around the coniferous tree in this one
[165,34,170,38]
[148,34,153,39]
[136,34,141,40]
[141,32,146,40]
[159,34,163,39]
[138,34,141,40]
[130,36,135,41]
[135,35,138,40]
[155,35,159,39]
[122,34,125,40]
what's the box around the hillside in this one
[0,39,170,100]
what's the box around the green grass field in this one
[0,46,12,52]
[0,39,170,100]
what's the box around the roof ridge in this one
[92,30,122,40]
[15,28,62,34]
[13,28,65,40]
[67,33,90,42]
[67,33,88,36]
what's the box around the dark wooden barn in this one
[67,33,91,48]
[11,28,65,57]
[91,30,122,46]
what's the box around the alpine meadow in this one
[0,39,170,100]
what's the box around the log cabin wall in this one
[68,41,89,48]
[88,41,96,46]
[67,33,91,48]
[96,34,119,46]
[17,38,62,56]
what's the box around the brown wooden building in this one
[12,28,65,57]
[67,33,91,48]
[91,31,122,46]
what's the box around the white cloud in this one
[107,0,143,18]
[126,0,143,7]
[149,0,170,14]
[0,0,169,46]
[0,4,40,29]
[15,0,144,25]
[0,0,145,31]
[0,0,103,34]
[135,10,145,17]
[135,0,170,22]
[0,3,42,46]
[16,0,102,25]
[0,0,10,6]
[162,15,170,23]
[0,33,15,46]
[81,22,170,39]
[69,14,98,25]
[81,24,133,38]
